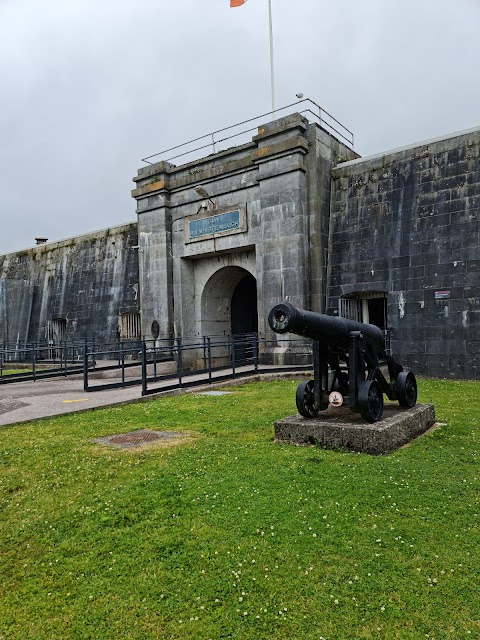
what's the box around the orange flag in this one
[230,0,247,6]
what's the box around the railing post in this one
[177,338,183,387]
[121,345,125,387]
[231,335,236,378]
[202,336,207,371]
[83,345,89,392]
[32,344,36,381]
[254,335,259,371]
[141,342,147,396]
[207,337,212,384]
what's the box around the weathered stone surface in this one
[274,403,435,454]
[1,111,478,380]
[0,225,139,344]
[329,128,480,379]
[132,113,357,361]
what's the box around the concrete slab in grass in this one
[274,404,435,454]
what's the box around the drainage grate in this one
[93,429,186,449]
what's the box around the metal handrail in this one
[141,98,354,166]
[81,334,313,394]
[1,333,313,386]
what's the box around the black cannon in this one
[268,302,417,423]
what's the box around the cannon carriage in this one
[268,302,417,423]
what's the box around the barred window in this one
[339,298,362,323]
[119,312,141,339]
[47,318,67,342]
[339,292,388,329]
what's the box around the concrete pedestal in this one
[274,403,435,454]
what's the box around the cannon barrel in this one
[268,302,385,349]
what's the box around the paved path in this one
[0,366,309,428]
[0,376,144,427]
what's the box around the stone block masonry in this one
[329,127,480,379]
[0,224,139,345]
[131,114,357,356]
[1,111,479,379]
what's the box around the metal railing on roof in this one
[141,98,354,166]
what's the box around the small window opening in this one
[47,318,67,342]
[119,312,141,339]
[339,292,388,330]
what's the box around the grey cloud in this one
[1,0,479,253]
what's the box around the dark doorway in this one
[231,273,258,335]
[368,298,387,330]
[231,273,258,364]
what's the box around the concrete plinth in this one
[274,403,435,454]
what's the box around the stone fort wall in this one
[0,224,139,345]
[131,114,356,348]
[1,113,479,379]
[329,127,480,379]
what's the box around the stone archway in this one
[200,266,257,338]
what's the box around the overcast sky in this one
[1,0,479,255]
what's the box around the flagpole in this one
[268,0,275,120]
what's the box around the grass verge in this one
[0,378,479,639]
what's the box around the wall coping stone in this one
[0,222,137,259]
[334,124,480,172]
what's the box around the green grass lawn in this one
[0,379,478,639]
[1,370,28,376]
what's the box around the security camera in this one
[296,93,304,99]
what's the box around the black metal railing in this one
[0,338,170,383]
[141,98,354,166]
[1,334,313,391]
[0,340,89,382]
[140,334,261,396]
[82,334,312,395]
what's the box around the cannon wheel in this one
[358,379,384,423]
[296,380,326,418]
[396,371,417,408]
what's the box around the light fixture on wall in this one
[195,185,216,211]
